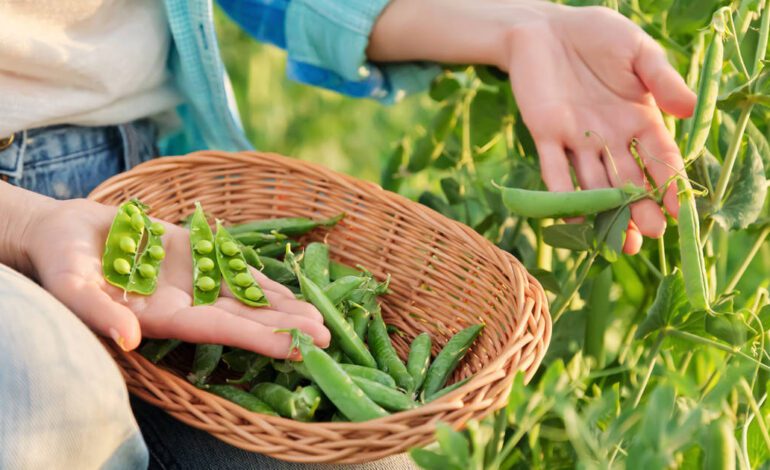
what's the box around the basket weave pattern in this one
[88,151,551,464]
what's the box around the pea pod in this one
[239,244,263,270]
[303,242,330,287]
[207,385,278,416]
[126,213,165,295]
[188,344,223,387]
[189,202,221,305]
[293,259,377,368]
[499,185,647,219]
[351,376,417,412]
[140,339,181,364]
[676,178,709,311]
[368,312,414,391]
[702,417,735,470]
[323,276,366,305]
[684,25,724,163]
[233,231,286,247]
[338,364,397,388]
[251,383,314,421]
[102,201,147,290]
[422,324,484,397]
[289,329,388,422]
[350,306,371,341]
[274,371,302,390]
[229,213,344,236]
[424,376,472,402]
[329,261,361,280]
[257,241,299,258]
[406,333,432,393]
[227,355,270,385]
[216,221,269,307]
[294,385,323,420]
[258,256,297,285]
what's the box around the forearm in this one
[367,0,562,70]
[0,182,54,276]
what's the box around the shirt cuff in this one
[285,0,440,103]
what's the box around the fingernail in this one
[109,327,127,351]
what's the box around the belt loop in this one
[0,130,27,183]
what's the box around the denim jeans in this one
[0,123,417,469]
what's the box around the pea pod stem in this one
[725,226,770,293]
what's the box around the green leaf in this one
[470,89,506,151]
[429,72,462,102]
[595,206,631,263]
[476,65,508,86]
[435,423,470,469]
[542,223,594,251]
[419,192,457,219]
[717,68,770,111]
[529,268,563,295]
[639,0,674,14]
[440,177,463,205]
[705,312,751,345]
[409,448,460,470]
[636,271,691,339]
[381,139,408,192]
[713,141,768,230]
[747,120,770,177]
[666,0,723,35]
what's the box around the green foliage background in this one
[214,7,437,183]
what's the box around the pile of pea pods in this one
[104,200,483,422]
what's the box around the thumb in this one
[635,37,697,118]
[49,274,142,350]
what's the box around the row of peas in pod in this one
[129,204,483,422]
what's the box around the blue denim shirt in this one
[159,0,440,156]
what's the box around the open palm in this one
[25,199,330,357]
[506,6,696,254]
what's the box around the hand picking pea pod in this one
[215,221,269,307]
[499,184,648,219]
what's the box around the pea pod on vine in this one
[498,184,648,219]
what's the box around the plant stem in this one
[713,104,753,207]
[637,252,663,281]
[552,251,598,324]
[667,329,770,371]
[740,379,770,451]
[725,226,770,293]
[658,237,668,276]
[633,333,664,407]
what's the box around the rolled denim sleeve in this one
[217,0,440,103]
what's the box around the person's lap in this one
[0,122,417,469]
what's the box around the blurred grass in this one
[214,8,437,182]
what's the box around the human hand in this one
[24,198,330,357]
[369,0,696,254]
[502,5,696,254]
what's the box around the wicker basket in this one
[87,151,551,464]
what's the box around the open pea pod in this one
[102,201,147,290]
[215,221,269,307]
[189,202,221,305]
[127,214,166,295]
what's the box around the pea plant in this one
[387,1,770,467]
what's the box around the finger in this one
[572,150,611,190]
[605,143,667,238]
[263,296,324,323]
[635,126,684,219]
[49,275,142,350]
[537,141,574,193]
[249,267,295,299]
[623,221,644,255]
[634,37,696,118]
[215,297,330,346]
[157,305,301,358]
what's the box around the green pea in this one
[148,245,165,260]
[119,236,137,254]
[195,240,213,254]
[234,272,253,287]
[198,257,215,272]
[130,212,145,232]
[228,258,247,271]
[113,258,131,275]
[138,264,156,279]
[197,276,216,291]
[150,222,165,236]
[221,241,240,257]
[126,204,141,216]
[244,286,263,300]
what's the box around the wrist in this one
[0,182,55,277]
[368,0,564,71]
